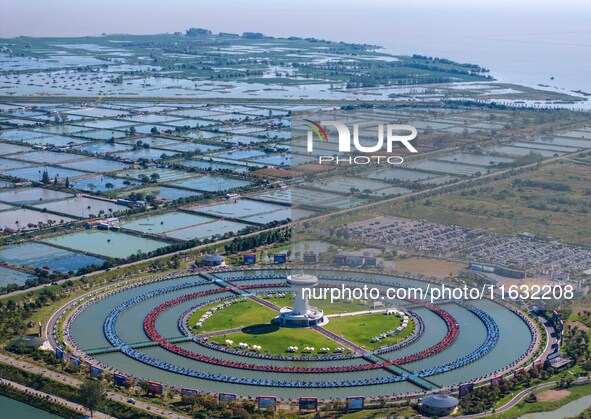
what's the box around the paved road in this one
[44,271,184,347]
[537,315,558,363]
[2,224,286,299]
[324,308,388,318]
[311,325,365,353]
[0,354,190,419]
[456,377,591,419]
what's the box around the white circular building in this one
[275,273,325,327]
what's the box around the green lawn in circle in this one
[208,325,349,357]
[189,294,412,355]
[188,299,278,334]
[322,313,414,350]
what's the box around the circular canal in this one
[61,268,540,399]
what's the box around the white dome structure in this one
[421,394,459,417]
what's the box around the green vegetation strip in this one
[188,299,277,334]
[323,313,412,351]
[497,382,591,419]
[385,160,591,246]
[0,382,79,419]
[0,361,163,419]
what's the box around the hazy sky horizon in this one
[1,0,590,41]
[1,0,590,90]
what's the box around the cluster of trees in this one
[241,32,266,39]
[0,361,160,419]
[208,69,265,80]
[125,126,136,137]
[39,170,72,188]
[185,27,212,36]
[328,227,352,240]
[138,173,160,183]
[0,287,62,341]
[0,299,31,342]
[132,139,151,150]
[179,393,257,418]
[128,191,157,203]
[294,61,463,88]
[563,326,591,370]
[411,54,489,72]
[572,309,591,328]
[8,340,63,366]
[496,153,545,168]
[224,227,290,254]
[404,61,491,77]
[459,366,554,414]
[107,75,124,84]
[512,178,572,192]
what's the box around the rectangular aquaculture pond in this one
[171,176,251,192]
[32,197,129,218]
[0,242,104,273]
[0,266,37,288]
[42,229,171,259]
[120,212,215,235]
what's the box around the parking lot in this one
[347,216,591,278]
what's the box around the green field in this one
[323,313,413,350]
[188,299,277,333]
[208,325,346,357]
[190,295,411,353]
[387,160,591,246]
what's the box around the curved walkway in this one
[458,377,591,418]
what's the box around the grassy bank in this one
[0,382,79,418]
[0,361,164,419]
[494,382,591,419]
